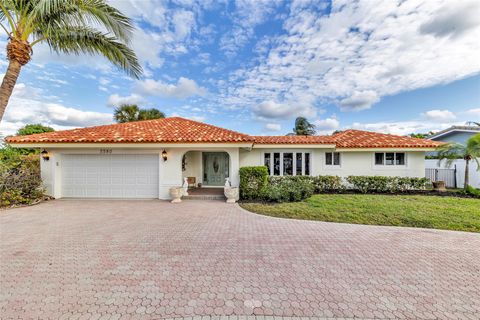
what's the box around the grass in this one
[240,194,480,233]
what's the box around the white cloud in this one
[422,109,456,122]
[107,93,145,107]
[350,121,456,136]
[265,123,281,131]
[136,77,207,99]
[338,91,379,111]
[314,117,340,134]
[462,108,480,119]
[0,83,112,136]
[170,113,206,122]
[252,100,316,120]
[224,0,480,115]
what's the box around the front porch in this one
[182,151,231,188]
[183,187,226,200]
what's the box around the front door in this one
[203,152,229,186]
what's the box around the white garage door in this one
[62,154,159,198]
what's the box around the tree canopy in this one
[113,105,165,123]
[16,124,54,136]
[292,117,316,136]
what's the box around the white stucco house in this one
[6,117,441,199]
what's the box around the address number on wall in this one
[100,149,113,154]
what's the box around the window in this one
[374,152,406,166]
[296,153,303,175]
[305,153,310,175]
[263,152,311,176]
[325,152,340,166]
[264,153,271,173]
[273,153,280,175]
[283,153,293,175]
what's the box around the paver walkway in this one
[1,200,479,320]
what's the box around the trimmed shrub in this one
[0,150,45,207]
[263,176,315,202]
[313,175,344,192]
[239,166,269,200]
[346,176,429,193]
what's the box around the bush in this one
[0,148,45,208]
[262,176,314,202]
[346,176,429,193]
[313,175,344,192]
[462,185,480,198]
[239,166,269,200]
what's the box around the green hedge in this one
[239,166,269,200]
[345,176,429,193]
[312,175,344,192]
[264,176,315,202]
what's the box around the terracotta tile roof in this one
[332,129,443,148]
[6,117,254,144]
[253,135,335,144]
[6,118,441,149]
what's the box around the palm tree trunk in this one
[0,59,22,122]
[464,158,470,189]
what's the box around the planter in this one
[432,181,446,192]
[169,187,183,203]
[224,186,239,203]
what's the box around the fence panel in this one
[425,167,457,188]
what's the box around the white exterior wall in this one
[240,148,426,178]
[41,146,241,200]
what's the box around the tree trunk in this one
[464,158,470,189]
[0,59,22,122]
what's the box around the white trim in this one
[324,151,341,167]
[254,144,336,149]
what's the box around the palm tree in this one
[437,133,480,189]
[0,0,142,121]
[138,108,165,121]
[113,105,165,123]
[293,117,316,136]
[113,104,140,123]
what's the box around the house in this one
[428,125,480,144]
[6,117,441,199]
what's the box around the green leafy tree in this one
[0,0,142,121]
[113,105,165,123]
[16,124,54,136]
[436,133,480,189]
[292,117,316,136]
[409,131,435,139]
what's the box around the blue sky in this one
[1,0,479,137]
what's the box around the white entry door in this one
[61,154,159,198]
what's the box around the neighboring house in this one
[6,117,441,199]
[425,125,480,188]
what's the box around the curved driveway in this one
[1,200,479,319]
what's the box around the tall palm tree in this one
[0,0,142,121]
[293,117,316,136]
[437,133,480,189]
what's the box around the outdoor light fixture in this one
[41,149,50,161]
[162,149,168,161]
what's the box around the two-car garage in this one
[61,154,159,198]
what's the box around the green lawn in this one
[240,194,480,233]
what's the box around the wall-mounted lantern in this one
[41,149,50,161]
[161,149,168,162]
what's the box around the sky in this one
[0,0,479,138]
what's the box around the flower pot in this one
[224,186,239,203]
[432,181,446,192]
[169,187,183,203]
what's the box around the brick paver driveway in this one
[1,200,479,320]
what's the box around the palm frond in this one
[31,0,133,43]
[436,142,466,168]
[42,26,142,78]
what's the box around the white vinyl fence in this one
[425,159,480,188]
